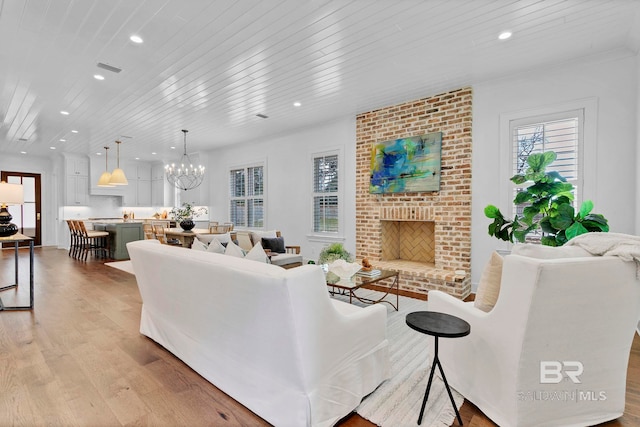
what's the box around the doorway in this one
[1,171,41,247]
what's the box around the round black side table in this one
[406,311,470,425]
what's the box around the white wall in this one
[637,51,640,235]
[0,152,60,246]
[472,49,638,289]
[205,117,356,262]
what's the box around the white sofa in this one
[126,239,390,427]
[429,246,640,427]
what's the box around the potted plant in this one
[318,243,354,264]
[170,202,208,231]
[318,243,355,284]
[485,151,609,246]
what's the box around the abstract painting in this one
[369,132,442,194]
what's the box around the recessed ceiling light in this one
[135,157,140,160]
[20,151,27,154]
[498,31,512,40]
[151,152,156,155]
[97,152,102,155]
[60,110,69,115]
[71,130,78,133]
[94,74,105,80]
[50,147,56,150]
[170,146,176,150]
[59,139,66,142]
[130,35,143,44]
[293,102,301,107]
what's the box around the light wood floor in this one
[0,247,638,426]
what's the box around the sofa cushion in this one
[245,242,269,263]
[474,251,503,312]
[270,253,303,267]
[511,243,591,259]
[262,236,286,253]
[198,232,232,245]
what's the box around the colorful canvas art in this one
[370,132,442,194]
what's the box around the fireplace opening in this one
[381,220,435,264]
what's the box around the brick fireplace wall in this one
[355,87,472,298]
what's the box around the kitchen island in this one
[91,221,144,260]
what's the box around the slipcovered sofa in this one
[126,239,390,427]
[429,243,640,427]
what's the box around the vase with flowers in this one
[170,202,208,231]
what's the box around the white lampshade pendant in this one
[97,146,115,187]
[109,140,128,186]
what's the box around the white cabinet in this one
[122,161,153,207]
[151,163,173,206]
[64,154,89,206]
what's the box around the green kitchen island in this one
[92,221,144,260]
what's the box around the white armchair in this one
[429,250,640,427]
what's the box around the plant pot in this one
[180,219,195,231]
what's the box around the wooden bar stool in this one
[77,221,110,261]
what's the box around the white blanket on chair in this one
[565,233,640,280]
[565,232,640,262]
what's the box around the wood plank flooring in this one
[0,247,638,426]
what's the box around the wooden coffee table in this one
[327,269,399,310]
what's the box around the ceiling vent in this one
[18,138,28,141]
[256,113,268,119]
[97,62,122,73]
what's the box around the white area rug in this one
[105,260,134,274]
[332,289,464,427]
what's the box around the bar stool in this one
[77,221,110,261]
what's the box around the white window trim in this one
[228,159,267,230]
[308,147,343,239]
[499,97,598,246]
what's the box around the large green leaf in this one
[578,200,594,218]
[510,174,527,185]
[545,171,566,182]
[484,204,501,219]
[514,191,534,205]
[566,222,588,240]
[548,203,575,230]
[541,236,559,246]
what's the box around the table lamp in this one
[0,181,24,237]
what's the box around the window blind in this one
[313,154,338,233]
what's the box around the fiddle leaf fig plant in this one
[485,151,609,246]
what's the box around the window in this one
[510,110,583,227]
[312,153,339,233]
[229,164,264,228]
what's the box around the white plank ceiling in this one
[1,0,639,162]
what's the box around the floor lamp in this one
[0,181,24,237]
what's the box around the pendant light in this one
[97,146,115,187]
[109,140,128,185]
[165,129,205,191]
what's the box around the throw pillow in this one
[191,238,208,251]
[250,230,277,246]
[262,236,286,253]
[474,251,504,313]
[207,238,226,254]
[224,240,246,258]
[244,242,269,263]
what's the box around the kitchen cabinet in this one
[123,161,152,207]
[93,221,143,260]
[64,154,89,206]
[152,162,173,206]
